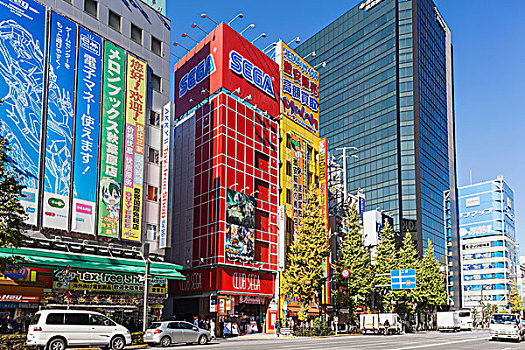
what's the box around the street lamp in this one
[304,51,316,59]
[182,33,199,44]
[263,42,277,54]
[201,13,218,26]
[240,24,255,36]
[287,37,300,45]
[230,183,238,190]
[170,52,181,60]
[251,33,267,44]
[314,61,327,69]
[191,23,209,35]
[251,190,259,196]
[336,147,359,203]
[228,13,244,26]
[173,42,190,52]
[241,186,250,193]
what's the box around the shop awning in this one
[0,247,185,280]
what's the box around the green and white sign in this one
[97,42,126,238]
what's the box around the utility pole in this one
[142,243,150,332]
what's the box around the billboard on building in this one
[318,139,330,304]
[0,0,47,225]
[225,224,255,262]
[174,23,280,119]
[42,12,78,230]
[275,42,320,135]
[159,103,171,248]
[71,27,103,235]
[459,189,501,239]
[226,189,256,229]
[98,42,126,238]
[287,133,307,233]
[121,55,147,242]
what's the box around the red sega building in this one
[168,23,280,334]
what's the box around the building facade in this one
[295,0,458,263]
[0,0,180,331]
[447,178,517,311]
[168,23,280,335]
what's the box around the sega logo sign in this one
[229,50,275,98]
[179,54,216,98]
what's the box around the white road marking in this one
[388,337,488,350]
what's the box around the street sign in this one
[341,268,350,278]
[391,269,416,290]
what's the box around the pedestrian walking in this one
[274,318,282,337]
[210,318,216,339]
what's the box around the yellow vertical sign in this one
[122,55,147,241]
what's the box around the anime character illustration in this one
[100,178,121,220]
[226,189,256,229]
[226,224,255,262]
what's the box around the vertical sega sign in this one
[71,27,102,235]
[0,0,47,226]
[43,12,78,231]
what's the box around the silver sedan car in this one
[144,321,211,347]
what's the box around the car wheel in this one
[160,336,171,347]
[198,335,208,345]
[110,336,125,350]
[47,338,66,350]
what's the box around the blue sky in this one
[166,1,525,251]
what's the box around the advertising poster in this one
[318,139,329,304]
[225,224,255,262]
[459,189,499,239]
[42,12,78,230]
[288,133,307,233]
[0,0,47,225]
[121,55,147,242]
[275,41,320,135]
[53,269,167,295]
[226,189,256,228]
[159,103,171,248]
[98,42,126,238]
[71,27,102,235]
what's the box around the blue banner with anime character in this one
[0,0,47,226]
[71,27,102,235]
[43,12,78,230]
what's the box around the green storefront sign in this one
[98,42,126,238]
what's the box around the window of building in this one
[131,23,142,44]
[151,73,161,92]
[146,224,157,241]
[147,185,158,202]
[108,10,121,32]
[151,36,162,56]
[149,110,160,127]
[286,161,291,176]
[148,147,160,164]
[286,189,291,204]
[84,0,98,18]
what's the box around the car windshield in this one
[149,322,162,329]
[491,315,517,324]
[458,312,470,317]
[30,314,41,325]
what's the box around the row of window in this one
[464,284,508,291]
[83,0,163,55]
[463,262,506,271]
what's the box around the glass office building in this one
[297,0,457,262]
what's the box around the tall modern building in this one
[446,177,517,311]
[296,0,458,261]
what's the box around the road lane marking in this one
[388,337,488,350]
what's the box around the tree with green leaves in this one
[509,282,525,314]
[391,232,421,316]
[282,188,329,320]
[471,307,480,327]
[416,240,447,313]
[372,220,398,312]
[0,136,27,271]
[332,207,373,319]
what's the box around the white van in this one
[26,310,132,350]
[457,310,473,331]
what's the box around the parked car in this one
[143,321,211,347]
[26,310,131,350]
